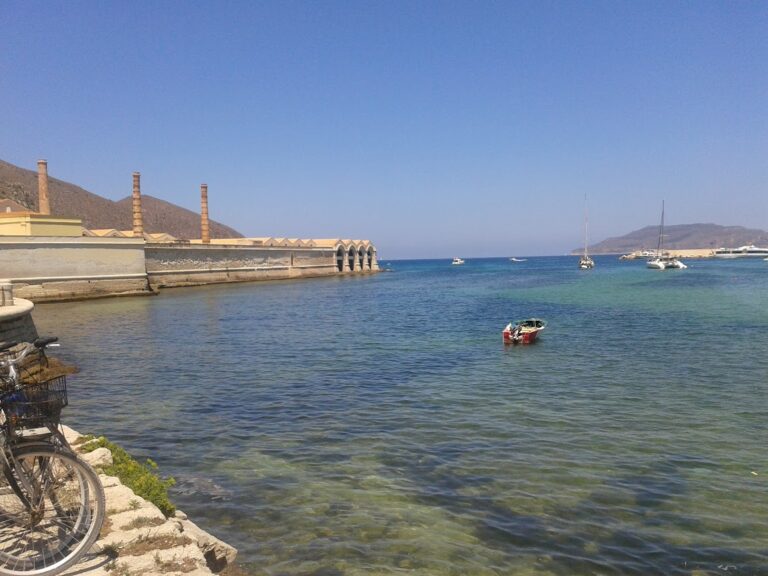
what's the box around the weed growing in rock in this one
[79,435,176,517]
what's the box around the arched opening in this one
[358,246,364,270]
[336,246,344,272]
[348,246,356,271]
[367,247,374,269]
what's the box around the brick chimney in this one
[132,172,143,237]
[200,183,210,244]
[37,160,50,215]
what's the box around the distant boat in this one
[510,257,527,262]
[714,245,768,258]
[578,195,595,270]
[452,257,465,265]
[647,201,687,270]
[502,318,547,345]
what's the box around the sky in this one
[1,1,766,259]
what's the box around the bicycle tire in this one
[0,445,105,576]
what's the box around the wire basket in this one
[0,376,68,433]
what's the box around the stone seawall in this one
[2,238,379,301]
[145,243,344,289]
[0,237,151,302]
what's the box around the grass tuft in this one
[80,436,176,517]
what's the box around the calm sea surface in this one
[33,256,768,575]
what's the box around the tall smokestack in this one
[200,183,210,244]
[132,172,143,237]
[37,160,50,215]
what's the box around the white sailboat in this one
[578,195,595,269]
[647,201,687,270]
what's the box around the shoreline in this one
[62,425,241,576]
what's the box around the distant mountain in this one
[581,223,768,254]
[0,159,243,239]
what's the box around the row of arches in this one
[336,245,376,272]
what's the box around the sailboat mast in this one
[656,200,665,256]
[583,195,589,258]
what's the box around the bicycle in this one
[0,337,105,576]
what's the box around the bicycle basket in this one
[0,376,68,433]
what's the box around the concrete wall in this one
[0,237,151,301]
[145,244,345,288]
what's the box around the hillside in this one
[0,159,243,239]
[583,223,768,254]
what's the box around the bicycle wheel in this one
[0,445,105,576]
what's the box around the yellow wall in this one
[0,215,83,237]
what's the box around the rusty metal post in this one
[201,183,210,244]
[132,172,143,237]
[37,160,50,215]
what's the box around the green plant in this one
[80,436,176,517]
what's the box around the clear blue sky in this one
[2,1,766,258]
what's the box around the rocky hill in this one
[0,159,243,239]
[583,223,768,254]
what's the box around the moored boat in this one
[714,245,768,258]
[647,201,686,270]
[502,318,547,345]
[579,256,595,269]
[579,195,595,269]
[646,256,687,270]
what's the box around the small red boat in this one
[502,318,547,345]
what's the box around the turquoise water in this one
[33,256,768,575]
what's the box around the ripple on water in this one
[32,257,768,575]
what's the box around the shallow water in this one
[33,256,768,575]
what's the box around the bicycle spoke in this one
[0,447,104,575]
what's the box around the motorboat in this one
[510,257,527,262]
[714,245,768,258]
[452,257,465,265]
[503,318,547,345]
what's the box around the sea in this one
[32,256,768,576]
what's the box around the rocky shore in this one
[60,426,239,576]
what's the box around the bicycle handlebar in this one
[0,337,59,369]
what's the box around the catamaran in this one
[647,201,687,270]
